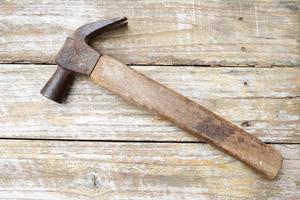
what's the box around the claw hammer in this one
[41,17,283,179]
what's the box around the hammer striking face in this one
[41,17,127,103]
[40,18,283,179]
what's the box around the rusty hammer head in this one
[40,17,127,103]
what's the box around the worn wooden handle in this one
[90,55,283,179]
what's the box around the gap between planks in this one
[0,137,299,145]
[1,62,300,68]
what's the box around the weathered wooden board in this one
[0,140,299,199]
[1,64,299,142]
[0,0,299,66]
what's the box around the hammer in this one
[41,17,283,179]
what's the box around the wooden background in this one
[0,0,299,199]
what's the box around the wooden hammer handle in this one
[90,55,283,179]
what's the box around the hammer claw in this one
[72,17,127,42]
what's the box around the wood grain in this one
[0,0,298,197]
[91,55,283,179]
[0,140,299,199]
[0,0,299,66]
[0,64,299,143]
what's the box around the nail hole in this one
[241,121,251,127]
[243,81,248,86]
[238,17,243,21]
[241,47,247,52]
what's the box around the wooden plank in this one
[0,64,299,142]
[0,140,299,199]
[0,0,299,66]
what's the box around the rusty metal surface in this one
[40,66,74,103]
[56,17,127,75]
[41,17,127,103]
[55,37,100,75]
